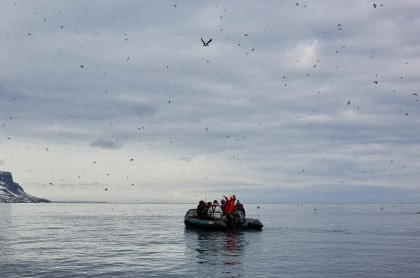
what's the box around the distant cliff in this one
[0,171,50,203]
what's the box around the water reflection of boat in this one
[184,209,263,231]
[184,229,245,269]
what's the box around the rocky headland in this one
[0,171,50,203]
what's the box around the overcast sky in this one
[1,0,419,203]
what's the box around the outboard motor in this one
[232,211,245,224]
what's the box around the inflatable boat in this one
[184,209,263,231]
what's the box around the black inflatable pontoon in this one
[184,209,263,231]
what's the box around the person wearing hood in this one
[207,200,223,220]
[197,200,207,219]
[235,200,246,217]
[220,199,226,213]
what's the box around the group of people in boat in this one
[196,195,246,220]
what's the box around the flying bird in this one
[201,38,212,46]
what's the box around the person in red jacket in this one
[223,195,236,215]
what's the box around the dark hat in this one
[213,200,218,204]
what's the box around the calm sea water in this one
[1,203,420,277]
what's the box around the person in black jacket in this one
[197,200,207,219]
[235,200,246,217]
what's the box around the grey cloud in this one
[90,139,122,150]
[1,1,420,202]
[179,157,192,163]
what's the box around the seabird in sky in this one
[201,38,212,46]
